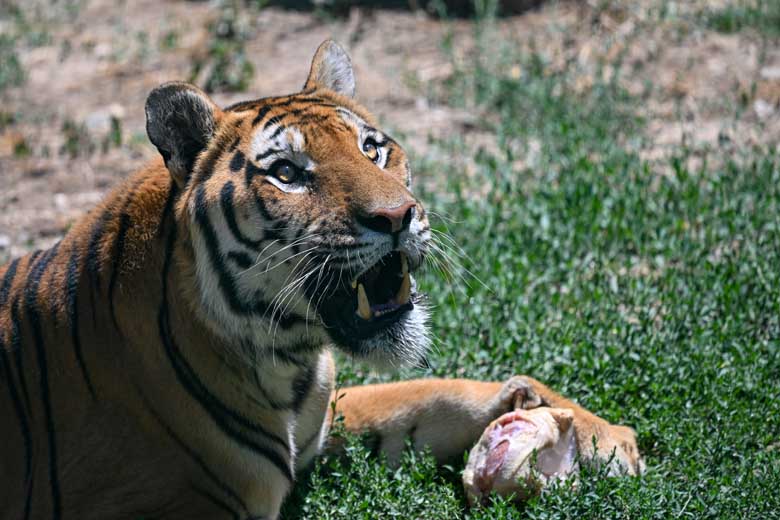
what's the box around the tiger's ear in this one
[145,82,223,186]
[303,40,356,98]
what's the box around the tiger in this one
[0,40,643,520]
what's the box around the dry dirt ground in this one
[1,0,779,263]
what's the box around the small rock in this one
[760,66,780,81]
[54,193,68,211]
[0,234,10,250]
[84,104,126,134]
[754,99,774,120]
[85,111,111,134]
[93,42,112,59]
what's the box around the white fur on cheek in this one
[265,176,307,194]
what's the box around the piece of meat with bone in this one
[462,407,578,506]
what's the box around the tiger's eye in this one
[269,160,301,184]
[362,138,379,163]
[277,164,293,182]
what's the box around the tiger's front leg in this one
[326,376,642,475]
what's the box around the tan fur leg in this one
[326,376,643,474]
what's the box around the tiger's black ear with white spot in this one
[145,82,222,186]
[303,39,356,98]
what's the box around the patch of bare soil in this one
[1,0,778,261]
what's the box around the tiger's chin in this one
[323,295,431,369]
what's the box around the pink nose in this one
[361,201,416,234]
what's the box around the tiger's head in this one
[145,40,431,366]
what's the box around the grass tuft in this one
[705,0,780,36]
[285,5,780,518]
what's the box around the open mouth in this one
[312,249,419,346]
[351,251,412,321]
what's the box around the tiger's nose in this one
[358,201,416,234]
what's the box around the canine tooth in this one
[400,252,409,276]
[396,271,411,305]
[357,283,372,320]
[351,278,358,289]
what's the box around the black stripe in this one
[22,481,33,520]
[192,486,241,520]
[291,364,315,413]
[108,212,131,334]
[23,243,63,519]
[196,130,235,184]
[29,250,42,264]
[259,345,312,368]
[268,124,286,141]
[136,385,248,517]
[273,107,340,129]
[251,380,288,411]
[220,181,263,250]
[274,98,334,110]
[86,210,113,326]
[335,107,356,118]
[263,115,282,131]
[248,188,284,243]
[244,161,266,187]
[158,207,294,482]
[297,114,335,129]
[105,176,146,333]
[250,356,315,412]
[254,148,281,162]
[10,298,31,413]
[157,182,179,237]
[228,95,331,114]
[65,247,96,398]
[268,108,301,126]
[227,252,253,270]
[155,181,178,238]
[194,186,303,328]
[250,105,272,126]
[1,344,34,520]
[0,257,21,307]
[229,150,246,173]
[289,114,330,130]
[86,211,111,290]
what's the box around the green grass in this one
[283,12,780,520]
[0,34,25,92]
[705,0,780,36]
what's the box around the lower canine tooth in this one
[400,253,409,276]
[357,283,372,320]
[396,271,411,305]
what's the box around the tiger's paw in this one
[593,423,646,476]
[494,376,544,413]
